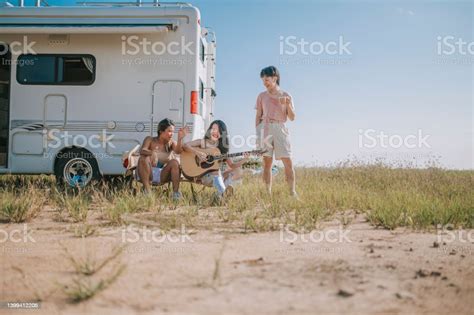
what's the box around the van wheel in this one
[55,149,100,188]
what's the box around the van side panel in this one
[3,6,206,175]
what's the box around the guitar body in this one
[180,147,222,179]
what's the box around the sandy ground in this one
[1,207,473,315]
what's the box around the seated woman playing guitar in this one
[137,118,188,199]
[182,120,249,199]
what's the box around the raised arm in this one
[172,125,189,154]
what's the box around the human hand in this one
[151,150,159,166]
[178,125,190,140]
[195,150,208,163]
[278,95,290,106]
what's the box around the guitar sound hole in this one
[200,162,214,169]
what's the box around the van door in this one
[152,80,184,134]
[44,94,67,128]
[0,44,11,168]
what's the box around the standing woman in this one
[255,66,297,197]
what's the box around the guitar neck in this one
[214,150,259,161]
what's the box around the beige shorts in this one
[257,122,292,160]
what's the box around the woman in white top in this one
[183,120,249,199]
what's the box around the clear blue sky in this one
[8,0,473,169]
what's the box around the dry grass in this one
[52,189,90,223]
[0,164,472,231]
[61,244,127,303]
[0,189,45,223]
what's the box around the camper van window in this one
[60,56,95,84]
[17,54,95,85]
[199,80,204,100]
[200,39,205,64]
[17,55,56,84]
[199,79,205,115]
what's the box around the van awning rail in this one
[0,24,173,34]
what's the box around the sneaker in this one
[290,191,300,201]
[224,185,234,198]
[266,185,272,195]
[211,192,223,206]
[172,191,182,201]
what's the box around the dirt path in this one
[1,209,473,315]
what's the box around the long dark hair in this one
[260,65,280,85]
[205,120,229,155]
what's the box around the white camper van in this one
[0,1,217,186]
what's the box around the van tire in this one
[54,148,101,187]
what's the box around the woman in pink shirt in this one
[255,66,297,197]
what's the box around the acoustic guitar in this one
[180,147,264,179]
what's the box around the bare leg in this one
[137,156,152,193]
[231,167,243,181]
[222,167,243,197]
[160,159,181,193]
[263,156,273,194]
[222,168,233,181]
[281,157,296,195]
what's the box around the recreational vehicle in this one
[0,0,217,186]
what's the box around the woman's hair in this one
[260,65,280,85]
[157,118,175,137]
[205,120,229,155]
